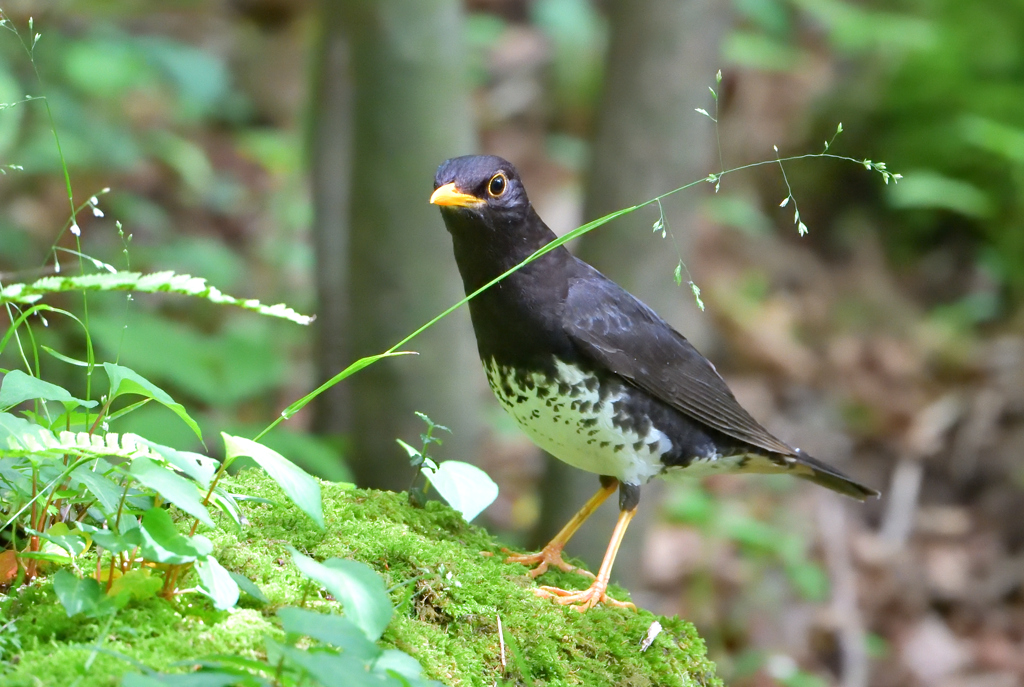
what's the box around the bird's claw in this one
[534,582,636,612]
[502,546,595,580]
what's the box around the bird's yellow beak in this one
[430,182,485,208]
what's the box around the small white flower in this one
[70,223,80,236]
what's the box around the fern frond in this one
[0,271,313,325]
[1,414,154,460]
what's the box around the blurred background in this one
[0,0,1022,685]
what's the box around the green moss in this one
[2,585,277,687]
[3,469,720,686]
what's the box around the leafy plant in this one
[121,548,443,687]
[399,412,498,522]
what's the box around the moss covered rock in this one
[2,469,720,686]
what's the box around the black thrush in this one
[430,155,878,611]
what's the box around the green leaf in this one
[288,548,393,641]
[53,569,101,617]
[132,507,212,564]
[108,568,162,601]
[267,639,376,687]
[195,556,239,610]
[277,607,381,662]
[373,649,425,681]
[426,461,498,522]
[210,488,246,531]
[72,462,123,515]
[228,571,268,604]
[0,370,97,410]
[103,362,202,442]
[395,439,421,461]
[143,441,217,488]
[41,345,90,367]
[77,522,132,554]
[223,434,323,529]
[31,523,88,559]
[886,169,993,218]
[129,456,214,527]
[123,672,248,687]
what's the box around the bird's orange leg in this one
[504,479,618,579]
[536,506,638,611]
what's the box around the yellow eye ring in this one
[487,172,508,198]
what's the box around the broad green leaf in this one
[31,522,89,559]
[373,649,425,682]
[267,639,378,687]
[19,550,77,564]
[0,457,31,494]
[277,607,381,661]
[132,507,212,564]
[103,362,202,441]
[108,568,162,601]
[223,434,323,529]
[426,461,498,522]
[72,461,123,515]
[77,522,132,554]
[288,548,392,641]
[228,571,268,604]
[53,569,101,617]
[143,441,216,487]
[129,456,213,527]
[195,556,239,611]
[0,370,97,410]
[122,672,247,687]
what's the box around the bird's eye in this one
[487,173,507,198]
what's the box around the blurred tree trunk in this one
[539,0,730,589]
[342,0,481,490]
[310,0,353,441]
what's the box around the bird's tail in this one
[791,449,880,501]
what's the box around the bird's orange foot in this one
[534,580,636,612]
[503,544,595,580]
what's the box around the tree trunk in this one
[539,0,730,590]
[310,0,354,442]
[343,0,482,490]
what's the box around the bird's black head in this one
[431,154,564,292]
[430,155,532,234]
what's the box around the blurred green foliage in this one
[0,10,333,477]
[806,0,1022,307]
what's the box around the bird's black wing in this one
[562,270,795,456]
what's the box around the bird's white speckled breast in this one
[483,357,673,484]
